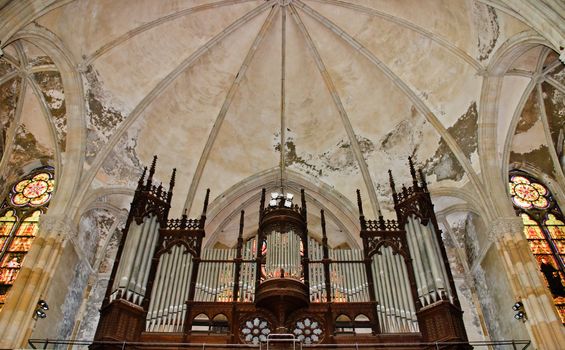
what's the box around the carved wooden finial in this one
[138,166,147,188]
[321,209,327,241]
[168,168,176,193]
[408,156,418,188]
[356,189,364,217]
[202,188,210,215]
[238,210,245,240]
[388,170,396,195]
[146,155,158,187]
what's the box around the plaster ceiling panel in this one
[191,10,283,217]
[301,1,482,129]
[509,46,543,73]
[497,75,531,157]
[10,84,55,167]
[95,11,269,205]
[0,77,21,148]
[91,1,266,114]
[283,9,372,216]
[314,0,474,54]
[37,0,262,61]
[510,88,556,177]
[19,41,54,67]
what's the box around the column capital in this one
[487,216,523,242]
[39,214,76,239]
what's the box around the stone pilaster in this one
[0,214,75,349]
[489,216,565,349]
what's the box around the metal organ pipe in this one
[405,215,451,305]
[406,217,427,303]
[138,217,160,303]
[113,222,142,299]
[128,216,153,301]
[427,223,452,302]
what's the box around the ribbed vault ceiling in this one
[4,0,565,247]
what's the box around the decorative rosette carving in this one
[240,316,271,344]
[292,317,323,344]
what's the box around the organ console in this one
[93,156,469,348]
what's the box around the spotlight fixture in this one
[35,309,47,319]
[286,193,294,200]
[512,301,523,311]
[38,299,49,310]
[514,311,526,320]
[512,301,526,321]
[271,192,279,199]
[269,199,278,207]
[33,299,49,319]
[284,200,292,208]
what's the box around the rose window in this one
[241,317,271,344]
[10,173,55,207]
[292,317,323,344]
[509,175,549,210]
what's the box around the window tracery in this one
[0,167,54,310]
[509,172,565,324]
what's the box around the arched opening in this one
[334,314,353,334]
[210,314,229,334]
[190,313,210,333]
[353,314,372,334]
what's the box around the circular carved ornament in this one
[291,316,323,344]
[240,316,271,344]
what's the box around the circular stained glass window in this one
[509,176,549,210]
[240,317,271,344]
[10,173,55,207]
[292,317,323,344]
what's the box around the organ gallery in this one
[93,157,469,347]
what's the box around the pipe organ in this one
[93,157,469,348]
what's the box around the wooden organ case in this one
[93,157,469,349]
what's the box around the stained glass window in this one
[0,168,54,311]
[509,173,565,325]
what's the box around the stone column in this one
[489,217,565,349]
[0,214,74,349]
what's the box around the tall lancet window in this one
[509,172,565,324]
[0,167,54,310]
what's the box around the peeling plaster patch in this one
[420,103,478,182]
[9,123,53,167]
[510,145,556,178]
[423,140,465,182]
[33,71,67,149]
[75,277,108,341]
[472,3,499,61]
[29,55,54,67]
[515,91,540,134]
[0,58,16,77]
[84,65,128,163]
[57,258,90,340]
[100,127,142,187]
[447,102,478,160]
[541,82,565,147]
[99,229,121,274]
[77,209,116,266]
[275,133,374,178]
[550,64,565,85]
[473,268,503,338]
[0,78,21,155]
